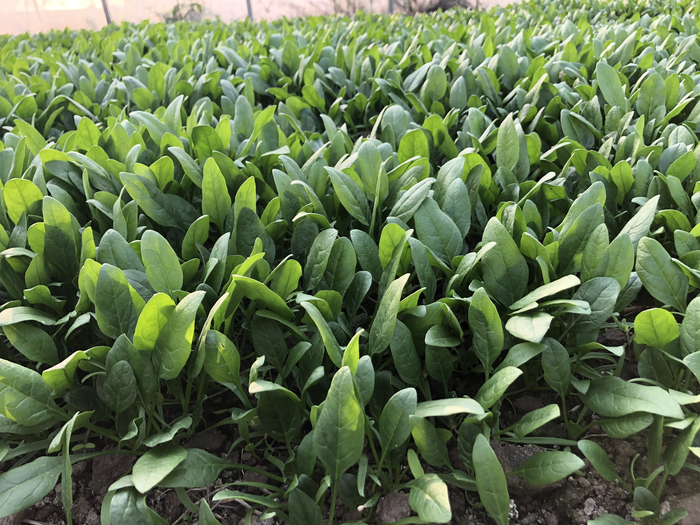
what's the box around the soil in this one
[4,418,700,525]
[4,328,700,525]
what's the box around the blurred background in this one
[1,0,512,35]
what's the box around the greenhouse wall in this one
[1,0,509,36]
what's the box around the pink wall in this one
[1,0,338,35]
[0,0,511,36]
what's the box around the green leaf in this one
[594,233,634,288]
[153,291,206,380]
[663,415,700,476]
[0,306,56,327]
[290,488,323,525]
[578,440,621,483]
[3,323,58,364]
[469,287,504,373]
[141,230,183,299]
[301,302,343,367]
[350,229,383,282]
[378,227,412,301]
[95,264,139,340]
[103,360,137,413]
[3,179,43,224]
[202,159,231,232]
[192,125,224,161]
[425,325,460,347]
[481,217,528,306]
[391,178,434,224]
[133,293,175,352]
[413,197,462,262]
[323,237,356,296]
[198,501,222,525]
[510,275,580,311]
[596,61,627,108]
[257,388,303,442]
[512,404,560,437]
[410,415,450,467]
[637,237,688,312]
[598,412,654,438]
[409,474,452,523]
[0,456,63,519]
[506,313,553,344]
[634,308,679,348]
[473,434,510,525]
[355,141,384,201]
[0,358,64,427]
[303,228,337,291]
[132,444,188,493]
[160,448,230,488]
[342,329,362,374]
[43,196,78,279]
[182,215,210,261]
[169,146,203,187]
[511,451,584,486]
[230,275,294,320]
[14,120,47,155]
[497,113,519,172]
[313,367,364,484]
[379,388,417,453]
[680,297,700,356]
[582,376,683,419]
[558,203,604,274]
[399,129,429,163]
[390,320,424,389]
[415,398,484,418]
[571,277,620,333]
[203,330,240,385]
[142,417,192,448]
[251,315,287,373]
[617,195,658,250]
[122,172,198,231]
[442,178,471,238]
[369,273,410,355]
[327,168,370,226]
[542,339,570,398]
[476,366,522,409]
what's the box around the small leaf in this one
[473,434,510,525]
[512,451,584,486]
[132,444,187,493]
[634,308,679,348]
[408,474,451,523]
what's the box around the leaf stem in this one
[83,423,121,443]
[328,482,338,525]
[369,196,380,240]
[655,471,669,500]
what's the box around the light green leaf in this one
[582,376,683,419]
[369,273,410,355]
[473,434,510,525]
[141,230,183,299]
[313,367,364,483]
[132,444,187,493]
[634,308,679,348]
[408,474,452,523]
[476,366,522,409]
[511,451,584,486]
[153,291,205,380]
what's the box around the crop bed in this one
[1,1,700,524]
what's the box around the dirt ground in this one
[3,416,700,525]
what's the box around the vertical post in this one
[388,0,393,13]
[246,0,253,20]
[101,0,112,24]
